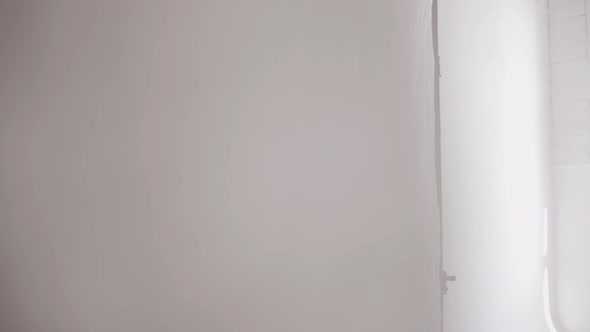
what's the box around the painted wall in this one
[548,0,590,330]
[552,166,590,331]
[439,1,552,331]
[0,1,440,332]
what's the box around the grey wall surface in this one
[0,1,440,332]
[548,0,590,331]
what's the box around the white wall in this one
[548,0,590,330]
[439,1,552,331]
[552,166,590,332]
[0,2,440,332]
